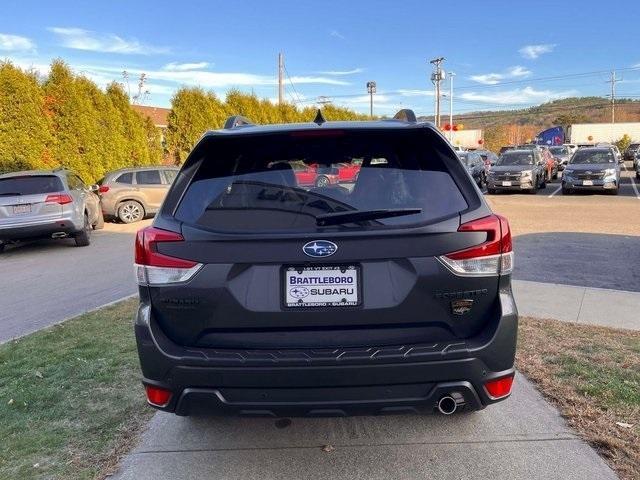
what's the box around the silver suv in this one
[98,166,179,223]
[0,169,103,252]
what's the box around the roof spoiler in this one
[223,115,254,129]
[393,109,417,123]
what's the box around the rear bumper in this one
[135,285,518,417]
[0,217,79,241]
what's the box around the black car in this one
[486,149,547,194]
[457,151,486,187]
[625,143,640,161]
[134,110,517,417]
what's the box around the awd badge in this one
[451,299,473,316]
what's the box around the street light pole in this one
[429,57,445,127]
[449,72,455,141]
[366,81,377,119]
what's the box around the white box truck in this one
[567,123,640,144]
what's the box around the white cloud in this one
[48,27,170,55]
[317,68,363,76]
[329,30,345,40]
[0,33,35,52]
[460,86,577,105]
[470,65,532,85]
[519,44,555,59]
[163,61,210,71]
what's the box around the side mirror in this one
[89,184,99,193]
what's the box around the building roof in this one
[131,105,170,128]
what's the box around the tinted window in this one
[0,175,64,195]
[549,147,568,155]
[496,152,535,166]
[570,149,615,164]
[116,172,133,184]
[175,130,468,233]
[136,170,162,185]
[164,170,178,183]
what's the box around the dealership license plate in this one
[582,180,594,186]
[284,265,360,308]
[502,181,512,186]
[12,204,31,214]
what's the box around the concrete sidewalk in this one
[513,279,640,331]
[112,375,616,480]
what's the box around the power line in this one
[283,63,304,105]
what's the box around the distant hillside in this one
[419,97,640,129]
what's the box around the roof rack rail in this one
[393,109,417,123]
[223,115,254,129]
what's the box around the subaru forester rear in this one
[134,110,518,417]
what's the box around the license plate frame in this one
[283,265,361,309]
[12,204,31,215]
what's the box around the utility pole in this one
[430,57,445,127]
[449,72,456,141]
[607,70,621,123]
[366,81,377,119]
[278,52,285,105]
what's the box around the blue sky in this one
[1,0,640,116]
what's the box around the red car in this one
[293,163,339,188]
[336,162,361,183]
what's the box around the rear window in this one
[175,129,468,233]
[116,172,133,184]
[0,175,64,196]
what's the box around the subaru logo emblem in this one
[303,240,337,258]
[585,171,592,174]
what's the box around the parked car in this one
[291,162,340,187]
[636,155,640,179]
[133,110,517,417]
[336,161,361,183]
[0,169,103,251]
[562,147,620,195]
[98,166,179,223]
[564,143,578,156]
[475,149,499,172]
[457,151,486,187]
[486,149,547,194]
[549,145,571,171]
[624,143,640,161]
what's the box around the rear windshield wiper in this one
[0,192,22,196]
[316,208,422,226]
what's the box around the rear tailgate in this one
[143,126,503,348]
[0,175,65,228]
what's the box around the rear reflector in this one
[438,214,513,276]
[484,374,515,399]
[45,193,73,205]
[98,185,110,193]
[144,384,172,407]
[135,227,202,286]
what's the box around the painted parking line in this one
[630,175,640,199]
[547,185,562,198]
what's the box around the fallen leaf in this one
[7,399,14,405]
[33,463,39,468]
[35,371,43,379]
[322,444,335,453]
[615,422,634,429]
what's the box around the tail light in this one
[45,193,73,205]
[98,185,110,193]
[438,214,513,276]
[484,374,515,399]
[134,226,202,286]
[144,384,172,407]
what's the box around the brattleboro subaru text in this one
[133,110,517,417]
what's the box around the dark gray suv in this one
[134,110,517,417]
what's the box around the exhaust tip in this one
[437,396,458,415]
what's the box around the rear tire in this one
[74,214,91,247]
[562,187,572,195]
[0,243,5,254]
[608,187,619,196]
[118,200,144,223]
[539,175,546,189]
[487,188,497,194]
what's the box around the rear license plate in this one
[13,204,31,214]
[582,180,594,186]
[284,265,360,308]
[502,181,512,186]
